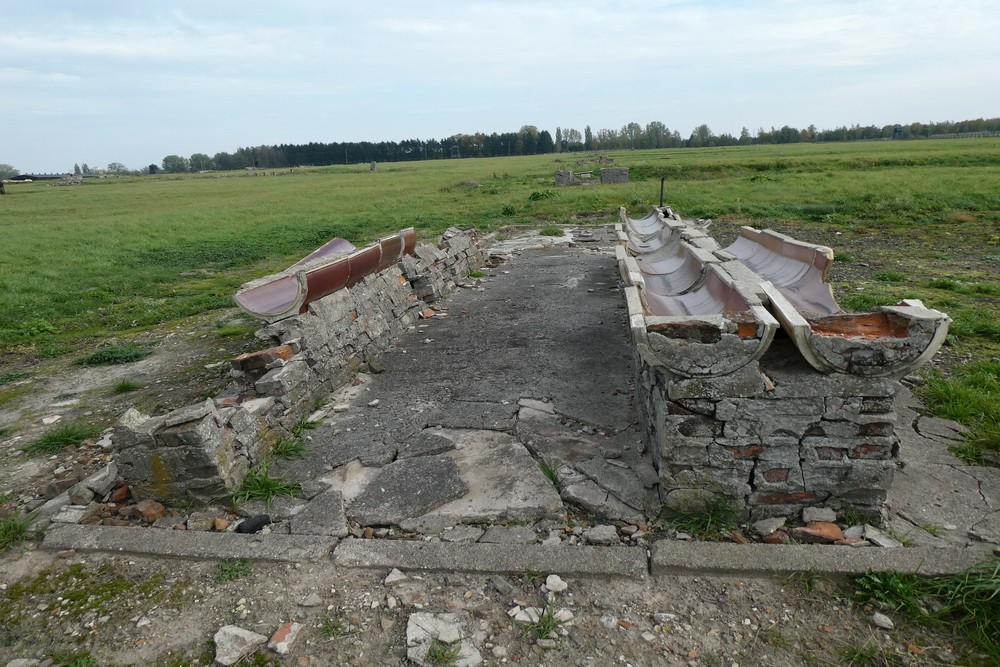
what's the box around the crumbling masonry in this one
[617,206,950,520]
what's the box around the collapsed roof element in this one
[235,228,417,322]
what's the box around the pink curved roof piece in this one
[617,203,951,378]
[724,227,840,315]
[234,228,417,322]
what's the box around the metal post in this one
[659,178,665,207]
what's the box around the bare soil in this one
[0,547,965,666]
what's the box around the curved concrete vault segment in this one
[235,228,417,322]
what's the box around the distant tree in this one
[555,127,562,152]
[537,130,555,154]
[584,125,593,151]
[74,164,81,175]
[81,163,91,174]
[738,127,753,145]
[189,153,213,171]
[161,155,190,173]
[689,124,713,147]
[645,121,667,148]
[105,162,128,175]
[0,163,19,179]
[148,164,159,174]
[564,128,583,151]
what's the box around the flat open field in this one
[1,138,998,456]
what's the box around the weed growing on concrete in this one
[921,523,942,537]
[839,506,865,528]
[291,418,321,438]
[76,344,151,366]
[922,361,1000,464]
[272,437,307,459]
[232,464,301,505]
[538,225,563,236]
[22,422,101,455]
[0,513,33,554]
[665,496,740,538]
[537,458,560,488]
[468,269,486,278]
[854,558,1000,661]
[886,527,915,547]
[215,558,252,583]
[425,638,460,666]
[517,606,562,641]
[112,378,142,394]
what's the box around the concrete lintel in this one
[333,538,648,578]
[41,524,337,562]
[651,540,995,579]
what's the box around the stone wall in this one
[635,339,897,521]
[599,168,629,184]
[617,206,951,522]
[114,228,488,503]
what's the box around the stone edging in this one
[40,525,996,579]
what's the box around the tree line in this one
[154,117,999,173]
[6,116,997,179]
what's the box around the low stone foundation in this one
[637,339,897,521]
[113,228,488,502]
[618,206,949,521]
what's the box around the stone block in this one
[255,360,312,396]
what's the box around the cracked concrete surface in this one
[268,230,655,531]
[888,385,1000,547]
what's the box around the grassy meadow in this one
[1,138,998,457]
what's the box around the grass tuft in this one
[76,345,151,366]
[0,513,34,554]
[854,559,1000,661]
[665,496,740,538]
[425,637,461,666]
[112,378,142,394]
[318,617,350,640]
[538,225,563,236]
[22,422,102,456]
[232,464,301,506]
[272,437,307,459]
[215,558,252,583]
[921,362,1000,464]
[516,606,563,641]
[537,458,560,489]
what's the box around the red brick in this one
[722,445,764,459]
[815,447,846,461]
[762,468,790,483]
[134,499,166,522]
[849,443,890,459]
[231,345,295,372]
[791,521,844,544]
[756,491,818,505]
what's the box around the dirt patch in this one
[0,548,966,666]
[0,309,259,504]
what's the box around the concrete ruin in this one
[617,206,951,519]
[114,228,488,502]
[112,207,950,526]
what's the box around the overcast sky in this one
[3,0,998,173]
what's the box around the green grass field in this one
[2,139,998,457]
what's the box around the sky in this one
[2,0,998,174]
